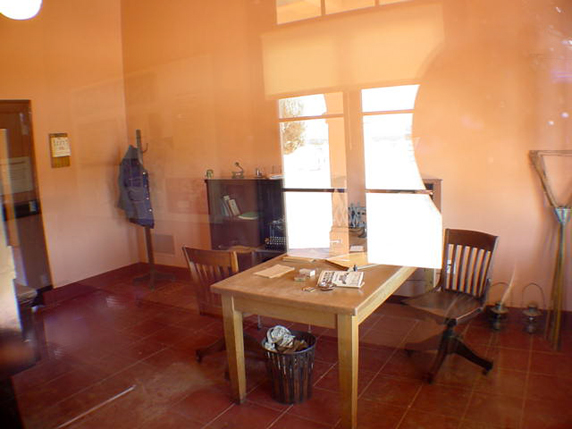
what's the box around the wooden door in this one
[0,101,52,292]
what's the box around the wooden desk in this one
[211,256,415,429]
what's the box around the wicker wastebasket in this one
[263,330,316,404]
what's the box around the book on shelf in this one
[220,196,231,216]
[227,198,240,216]
[220,195,240,217]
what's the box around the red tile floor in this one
[12,267,572,429]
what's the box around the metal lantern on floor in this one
[490,301,509,331]
[488,282,510,331]
[521,282,546,334]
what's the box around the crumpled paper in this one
[262,325,308,353]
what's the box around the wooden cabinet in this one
[205,178,285,254]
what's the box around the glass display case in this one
[205,178,286,260]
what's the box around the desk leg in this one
[221,295,246,403]
[337,314,358,429]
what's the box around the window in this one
[325,0,375,15]
[362,84,423,190]
[360,84,442,268]
[278,84,441,268]
[279,93,344,189]
[276,0,321,25]
[276,0,411,25]
[278,92,346,250]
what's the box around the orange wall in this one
[0,0,137,287]
[120,0,281,266]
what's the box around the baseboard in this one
[388,294,572,330]
[42,263,189,306]
[32,285,53,307]
[42,282,100,306]
[149,263,189,281]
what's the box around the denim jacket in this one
[118,145,154,228]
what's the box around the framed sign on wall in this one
[49,133,71,168]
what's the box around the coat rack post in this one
[132,129,174,289]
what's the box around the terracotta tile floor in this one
[12,267,572,429]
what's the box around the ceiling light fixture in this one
[0,0,42,20]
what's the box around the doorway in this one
[0,100,52,295]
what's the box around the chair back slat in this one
[469,248,481,296]
[182,247,239,317]
[455,244,467,291]
[439,229,498,299]
[466,247,477,295]
[475,249,491,296]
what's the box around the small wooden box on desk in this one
[205,178,286,270]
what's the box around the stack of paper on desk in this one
[326,252,372,269]
[254,264,295,278]
[317,270,364,288]
[282,255,316,263]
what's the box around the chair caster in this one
[195,351,203,363]
[425,373,435,384]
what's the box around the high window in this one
[276,0,410,25]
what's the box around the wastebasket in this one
[263,330,316,404]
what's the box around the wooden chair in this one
[182,246,263,363]
[403,229,499,383]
